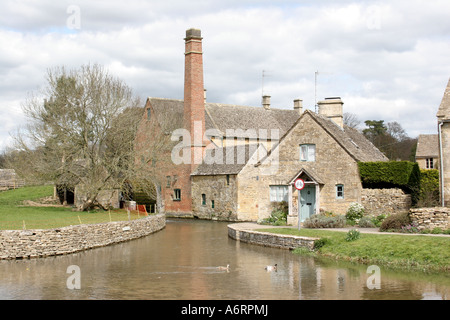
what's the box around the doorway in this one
[299,185,316,222]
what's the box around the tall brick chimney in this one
[184,28,206,168]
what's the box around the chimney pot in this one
[262,95,271,110]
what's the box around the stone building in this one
[436,78,450,206]
[135,28,388,223]
[415,134,439,170]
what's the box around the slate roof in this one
[146,97,388,175]
[437,78,450,120]
[147,97,299,138]
[416,134,439,158]
[285,110,388,163]
[191,144,263,176]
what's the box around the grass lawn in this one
[0,185,147,230]
[259,228,450,273]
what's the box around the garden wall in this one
[361,188,411,216]
[409,207,450,231]
[228,223,319,251]
[0,214,165,260]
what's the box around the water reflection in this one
[0,219,448,299]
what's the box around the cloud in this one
[0,0,449,152]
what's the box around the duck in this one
[217,264,230,271]
[265,264,277,272]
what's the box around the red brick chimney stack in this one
[184,28,206,168]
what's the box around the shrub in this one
[379,212,411,232]
[417,169,439,207]
[345,229,360,242]
[345,202,365,224]
[303,214,346,228]
[358,216,376,228]
[260,201,288,225]
[358,161,421,205]
[370,214,386,227]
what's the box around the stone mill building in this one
[135,28,388,225]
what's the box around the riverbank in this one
[229,223,450,273]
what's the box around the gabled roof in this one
[309,111,388,162]
[437,78,450,120]
[265,110,388,164]
[416,134,438,158]
[146,97,300,138]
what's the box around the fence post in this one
[22,220,26,230]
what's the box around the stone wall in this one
[361,188,411,216]
[228,223,319,251]
[409,207,450,231]
[0,214,165,260]
[191,174,238,220]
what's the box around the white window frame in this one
[336,184,344,199]
[300,144,316,162]
[270,185,288,202]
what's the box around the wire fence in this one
[0,208,151,230]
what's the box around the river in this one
[0,219,448,300]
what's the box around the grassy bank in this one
[259,228,450,273]
[0,185,146,230]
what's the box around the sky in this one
[1,0,450,152]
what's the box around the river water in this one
[0,219,448,300]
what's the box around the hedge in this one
[358,161,421,205]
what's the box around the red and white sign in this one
[294,178,305,190]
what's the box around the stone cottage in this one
[415,134,439,170]
[436,78,450,206]
[135,28,388,223]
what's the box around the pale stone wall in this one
[238,112,363,222]
[361,188,412,216]
[409,207,450,230]
[439,122,450,206]
[191,175,238,220]
[228,223,319,251]
[0,214,165,260]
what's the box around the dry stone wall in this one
[0,214,165,260]
[361,188,411,216]
[409,207,450,231]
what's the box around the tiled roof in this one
[437,78,450,120]
[416,134,439,158]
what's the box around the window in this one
[174,189,181,201]
[147,108,151,120]
[426,158,434,169]
[226,175,230,186]
[201,194,206,206]
[300,144,316,162]
[211,200,215,209]
[336,184,344,199]
[166,176,171,188]
[270,185,288,202]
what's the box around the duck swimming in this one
[217,264,230,270]
[265,264,277,272]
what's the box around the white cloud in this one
[0,0,449,151]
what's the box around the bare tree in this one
[10,64,141,211]
[343,112,361,129]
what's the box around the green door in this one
[299,186,316,222]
